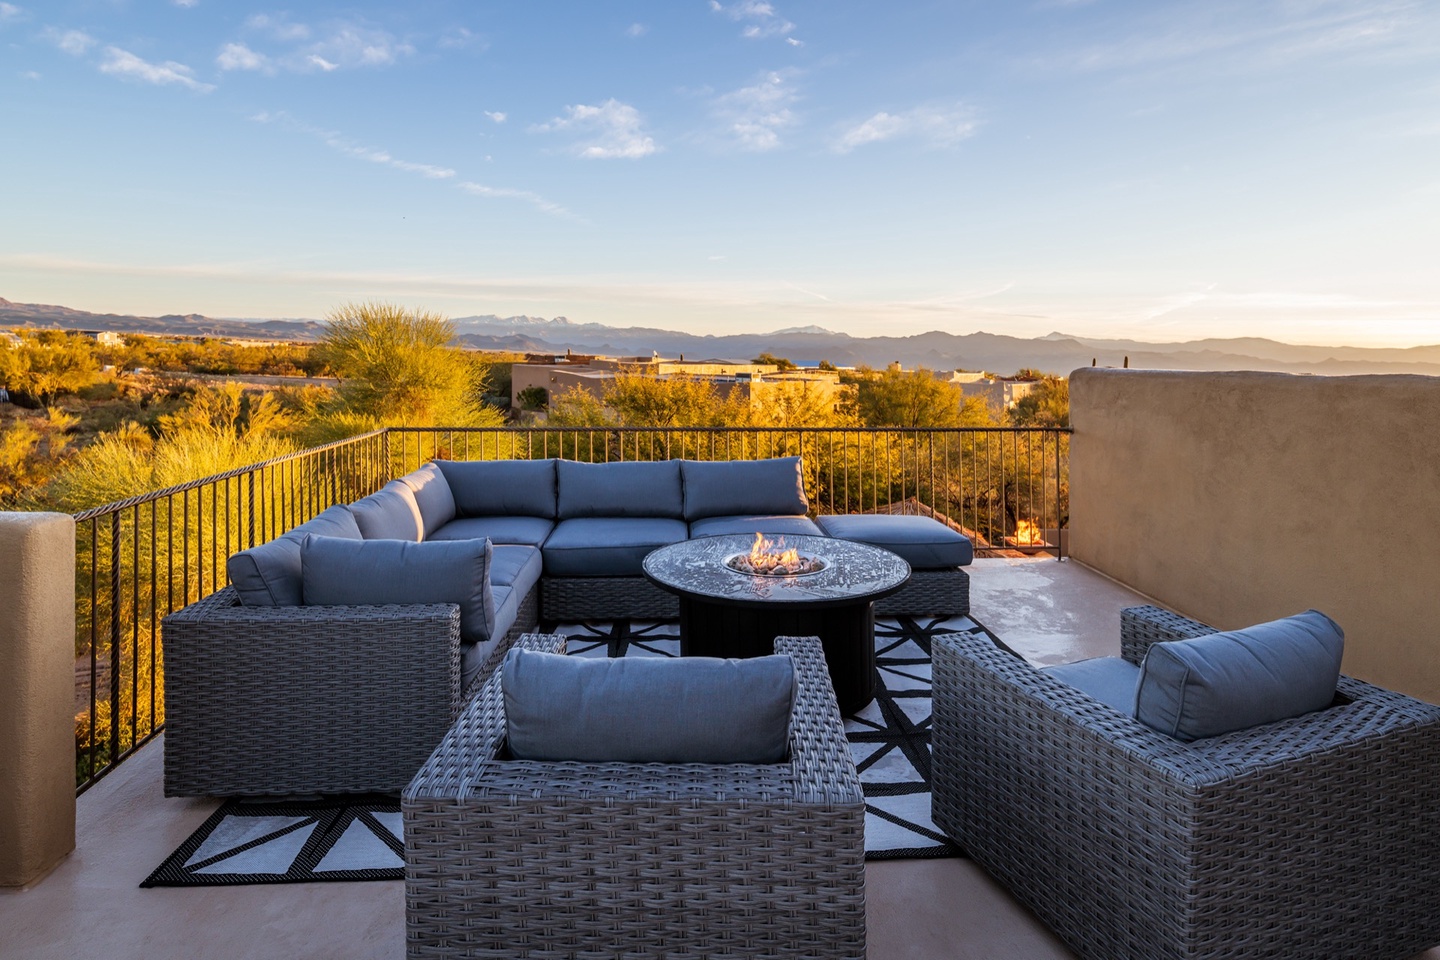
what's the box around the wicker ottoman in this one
[403,632,867,960]
[815,514,971,618]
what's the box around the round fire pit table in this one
[642,533,910,713]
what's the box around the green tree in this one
[752,352,797,371]
[46,383,296,511]
[306,301,502,439]
[0,333,101,406]
[1009,375,1070,428]
[849,366,997,428]
[517,386,549,411]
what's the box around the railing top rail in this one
[387,425,1073,435]
[71,429,387,522]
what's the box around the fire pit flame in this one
[725,532,826,577]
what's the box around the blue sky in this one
[2,1,1438,346]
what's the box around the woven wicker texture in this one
[932,604,1440,960]
[162,583,538,798]
[874,567,969,617]
[403,633,866,959]
[540,575,680,621]
[542,567,966,622]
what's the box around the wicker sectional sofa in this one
[162,455,971,798]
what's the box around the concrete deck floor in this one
[3,557,1436,960]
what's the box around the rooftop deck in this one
[5,557,1432,959]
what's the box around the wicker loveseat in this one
[931,605,1440,960]
[403,632,867,960]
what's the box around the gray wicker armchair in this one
[932,605,1440,960]
[162,583,537,798]
[403,633,866,960]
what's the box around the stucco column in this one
[0,512,76,887]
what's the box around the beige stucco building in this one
[511,354,853,414]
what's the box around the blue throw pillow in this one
[300,534,495,644]
[503,649,794,763]
[1135,609,1344,741]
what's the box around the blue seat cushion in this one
[488,545,543,598]
[815,514,973,568]
[227,504,362,607]
[429,515,555,547]
[396,463,457,538]
[688,515,824,539]
[680,457,808,520]
[542,517,689,577]
[349,480,424,542]
[434,459,558,519]
[556,459,684,519]
[463,584,521,692]
[503,649,794,763]
[1135,610,1345,741]
[300,534,496,645]
[1043,657,1142,715]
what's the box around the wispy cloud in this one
[483,110,507,123]
[834,104,978,152]
[245,13,309,42]
[457,182,574,218]
[44,27,95,55]
[533,99,657,159]
[709,0,796,40]
[1048,0,1437,76]
[711,70,799,151]
[626,23,647,38]
[216,42,267,72]
[229,14,414,73]
[438,26,485,50]
[99,47,214,92]
[0,3,22,22]
[249,110,572,218]
[172,0,199,8]
[251,110,454,178]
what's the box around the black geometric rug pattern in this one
[142,797,403,887]
[146,615,1004,885]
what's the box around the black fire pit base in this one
[679,597,877,714]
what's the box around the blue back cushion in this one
[300,534,496,643]
[227,504,362,607]
[1135,609,1344,741]
[434,459,558,519]
[503,649,794,763]
[680,457,808,520]
[555,459,684,519]
[397,463,457,537]
[348,480,424,541]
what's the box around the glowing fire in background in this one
[726,532,826,576]
[1011,519,1045,546]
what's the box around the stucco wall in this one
[0,512,77,886]
[1069,368,1440,703]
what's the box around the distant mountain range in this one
[4,296,1439,377]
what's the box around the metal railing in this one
[71,430,387,794]
[387,426,1069,554]
[72,424,1067,792]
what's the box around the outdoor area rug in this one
[145,614,1003,885]
[142,797,403,887]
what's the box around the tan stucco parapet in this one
[1069,367,1440,703]
[0,512,77,887]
